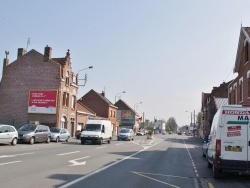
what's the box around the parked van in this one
[207,105,250,178]
[80,120,113,145]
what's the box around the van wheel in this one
[213,164,221,179]
[11,138,17,146]
[46,137,51,143]
[30,137,35,145]
[99,138,103,145]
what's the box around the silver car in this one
[50,127,70,142]
[0,124,18,146]
[18,124,51,145]
[117,128,134,141]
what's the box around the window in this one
[72,73,77,85]
[234,84,237,104]
[248,72,250,98]
[245,43,249,63]
[71,95,76,109]
[110,110,112,117]
[66,93,69,107]
[239,78,243,102]
[65,71,69,86]
[113,111,116,118]
[62,92,66,106]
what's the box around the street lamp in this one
[115,91,126,103]
[77,66,93,86]
[133,102,142,133]
[77,66,93,75]
[134,102,142,113]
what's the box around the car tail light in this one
[215,139,221,155]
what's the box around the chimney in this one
[44,45,52,61]
[101,91,105,97]
[17,48,26,58]
[2,51,9,76]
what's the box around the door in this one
[0,126,9,143]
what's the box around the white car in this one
[0,124,18,145]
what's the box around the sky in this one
[0,0,250,127]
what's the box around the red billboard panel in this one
[28,90,57,114]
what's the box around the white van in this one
[80,120,113,145]
[207,105,250,178]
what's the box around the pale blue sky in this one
[0,1,250,126]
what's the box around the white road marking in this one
[69,156,89,166]
[95,146,106,149]
[0,161,21,166]
[115,143,123,146]
[57,151,80,156]
[59,139,165,188]
[0,152,34,158]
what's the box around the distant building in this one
[114,99,141,133]
[201,81,230,137]
[78,89,119,135]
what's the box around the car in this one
[202,136,209,157]
[50,127,70,142]
[136,130,144,136]
[0,124,18,146]
[177,132,182,135]
[117,128,134,141]
[18,124,51,144]
[162,130,167,135]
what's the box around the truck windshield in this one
[84,124,101,131]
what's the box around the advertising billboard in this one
[121,110,134,125]
[28,90,57,114]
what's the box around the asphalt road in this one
[1,134,250,188]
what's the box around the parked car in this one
[136,130,144,136]
[50,127,70,142]
[117,128,134,141]
[162,130,167,135]
[0,124,18,146]
[18,124,51,145]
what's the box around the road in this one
[1,134,250,188]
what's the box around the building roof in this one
[76,102,96,116]
[214,97,228,110]
[234,27,250,72]
[93,90,117,109]
[114,99,135,112]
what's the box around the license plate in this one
[225,146,242,152]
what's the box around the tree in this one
[166,117,178,132]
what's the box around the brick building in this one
[201,81,230,138]
[0,46,79,136]
[229,27,250,105]
[114,99,141,133]
[78,89,119,135]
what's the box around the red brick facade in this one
[79,89,119,135]
[229,27,250,105]
[0,46,78,136]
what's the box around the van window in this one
[84,124,101,131]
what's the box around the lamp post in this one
[186,110,195,137]
[133,102,142,133]
[115,91,126,103]
[77,66,93,75]
[77,66,93,86]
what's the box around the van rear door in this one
[220,106,248,169]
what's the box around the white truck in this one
[80,120,113,145]
[207,105,250,178]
